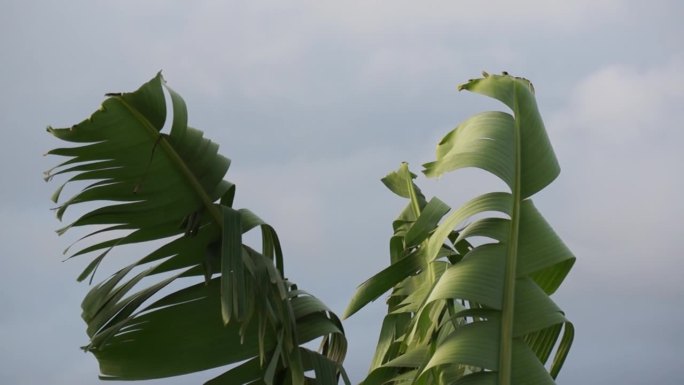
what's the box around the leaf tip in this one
[341,307,352,320]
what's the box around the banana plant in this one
[345,72,575,385]
[47,71,575,385]
[45,73,348,385]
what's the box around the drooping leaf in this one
[47,73,347,384]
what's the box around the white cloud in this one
[555,56,684,143]
[111,0,628,101]
[546,56,684,292]
[304,0,624,34]
[229,146,399,258]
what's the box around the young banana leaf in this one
[46,73,348,384]
[346,72,575,385]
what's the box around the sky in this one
[1,0,683,384]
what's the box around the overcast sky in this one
[1,1,683,384]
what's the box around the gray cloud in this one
[2,1,683,384]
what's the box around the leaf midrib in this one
[115,95,223,227]
[499,81,522,385]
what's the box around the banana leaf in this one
[346,72,575,385]
[46,73,348,384]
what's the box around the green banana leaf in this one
[346,72,575,385]
[46,73,348,384]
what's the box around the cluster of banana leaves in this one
[46,72,574,385]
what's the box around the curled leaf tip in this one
[481,70,490,77]
[457,82,469,91]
